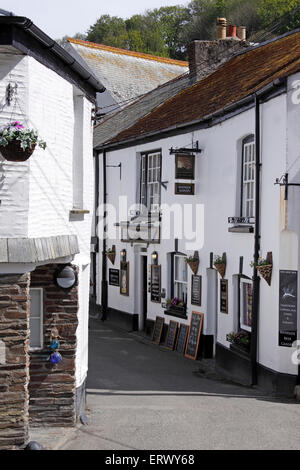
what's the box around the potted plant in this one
[166,297,186,314]
[0,121,46,162]
[185,251,199,275]
[106,245,116,265]
[214,253,226,278]
[227,330,250,354]
[250,253,272,286]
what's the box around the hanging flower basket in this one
[257,264,272,286]
[106,246,116,265]
[0,121,46,162]
[185,252,199,275]
[214,254,226,278]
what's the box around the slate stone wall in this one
[29,264,78,427]
[0,273,30,450]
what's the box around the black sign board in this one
[152,316,164,344]
[175,323,189,354]
[175,183,195,195]
[175,154,195,180]
[185,312,204,360]
[165,320,178,350]
[220,279,228,313]
[279,270,298,347]
[109,269,120,286]
[191,275,202,306]
[151,265,161,303]
[228,216,255,225]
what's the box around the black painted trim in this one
[105,307,139,332]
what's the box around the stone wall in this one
[29,264,78,427]
[0,273,30,450]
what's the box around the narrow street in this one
[60,319,300,450]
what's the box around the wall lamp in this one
[151,251,158,264]
[54,265,77,290]
[120,249,127,262]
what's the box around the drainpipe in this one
[251,94,261,385]
[101,150,108,321]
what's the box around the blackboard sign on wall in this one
[220,279,228,313]
[165,320,178,350]
[152,316,164,344]
[151,265,161,303]
[109,269,120,286]
[175,323,189,354]
[185,312,204,360]
[279,270,298,347]
[191,275,202,306]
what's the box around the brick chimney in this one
[188,19,249,82]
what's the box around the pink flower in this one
[11,121,24,129]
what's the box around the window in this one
[173,255,188,304]
[73,90,84,210]
[240,279,252,332]
[241,136,255,218]
[30,288,43,350]
[140,151,161,212]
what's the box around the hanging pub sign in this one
[220,279,228,314]
[185,311,204,360]
[191,275,202,306]
[109,268,120,287]
[279,270,298,347]
[151,265,161,303]
[175,154,195,180]
[120,262,129,296]
[175,183,195,195]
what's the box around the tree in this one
[258,0,300,35]
[86,15,129,49]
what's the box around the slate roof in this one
[103,30,300,147]
[68,38,188,108]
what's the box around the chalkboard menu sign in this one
[151,265,161,303]
[191,275,202,306]
[175,323,189,354]
[109,269,119,286]
[220,279,228,313]
[120,262,129,296]
[279,270,297,347]
[185,312,204,360]
[175,183,195,195]
[165,320,178,350]
[175,154,195,180]
[152,316,164,344]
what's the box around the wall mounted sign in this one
[175,154,195,180]
[175,183,195,195]
[152,316,164,344]
[150,265,161,303]
[109,268,120,287]
[120,262,129,296]
[220,279,228,313]
[279,270,297,347]
[191,275,202,306]
[175,323,189,354]
[185,311,204,360]
[228,217,255,225]
[165,320,178,350]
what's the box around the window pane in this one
[241,281,252,331]
[30,289,43,349]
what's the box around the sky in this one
[0,0,184,39]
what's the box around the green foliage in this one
[0,122,46,151]
[67,0,300,60]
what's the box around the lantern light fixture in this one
[151,251,158,264]
[54,265,77,290]
[120,249,127,262]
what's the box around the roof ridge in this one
[68,38,188,67]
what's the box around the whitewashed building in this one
[0,16,104,449]
[93,30,300,396]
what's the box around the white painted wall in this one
[97,82,300,378]
[0,52,95,389]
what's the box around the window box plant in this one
[214,253,226,278]
[227,330,251,354]
[0,121,46,162]
[166,297,186,314]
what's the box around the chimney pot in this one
[227,25,237,38]
[237,26,246,41]
[216,17,227,40]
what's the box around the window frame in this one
[29,287,44,351]
[173,254,188,304]
[239,278,253,333]
[240,135,255,219]
[140,150,162,212]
